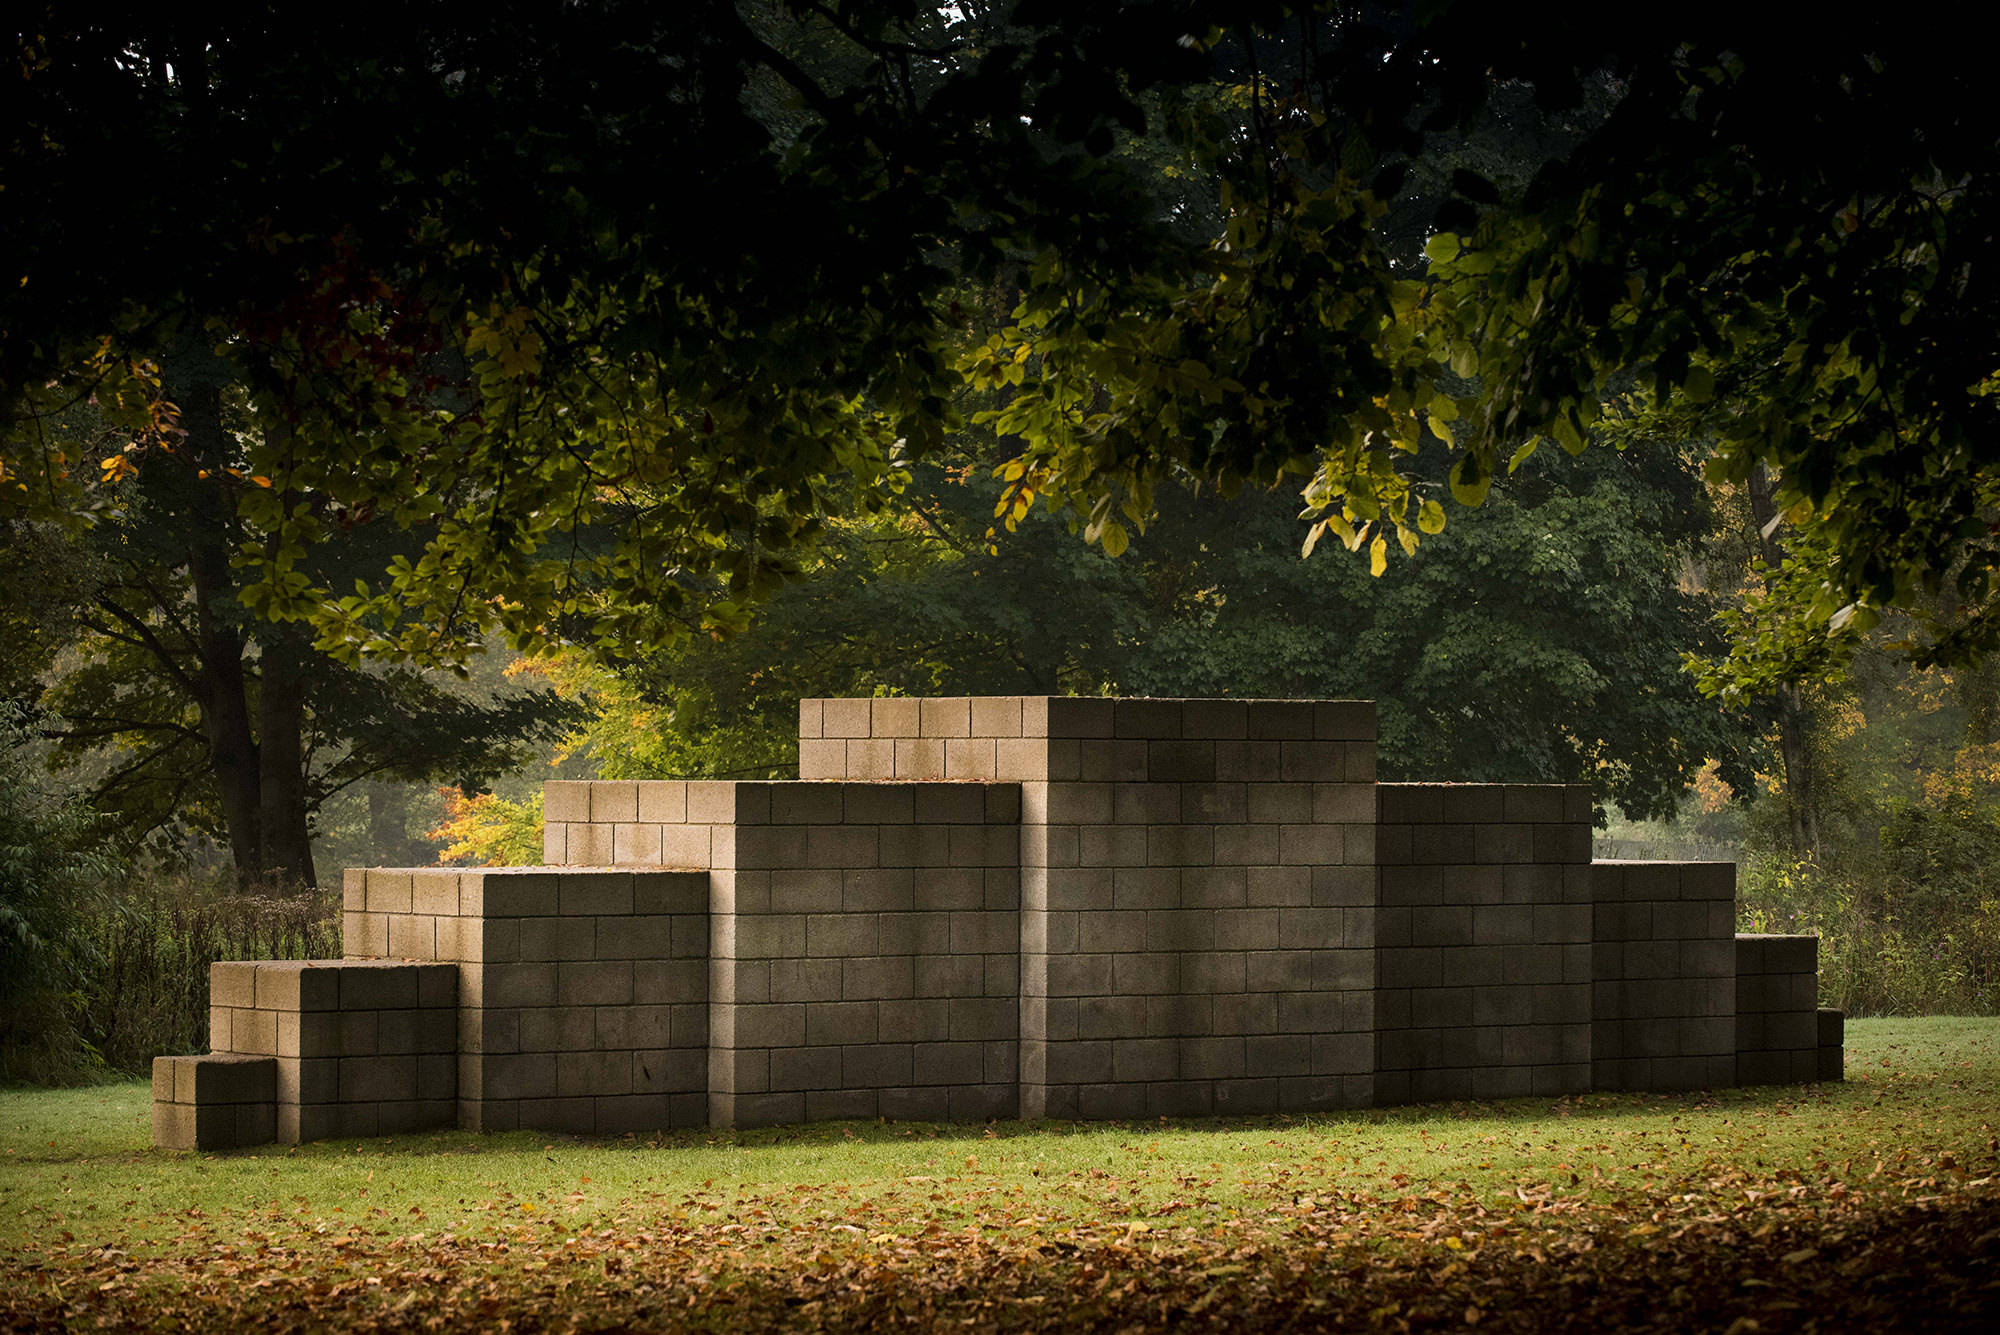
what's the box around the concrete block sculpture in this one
[153,697,1836,1148]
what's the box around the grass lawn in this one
[3,1017,1996,1331]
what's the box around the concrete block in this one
[555,961,633,1007]
[151,1102,198,1151]
[1765,935,1819,975]
[636,781,688,824]
[339,1054,420,1103]
[806,913,877,957]
[1440,785,1506,823]
[1112,698,1180,739]
[385,915,435,960]
[336,963,417,1011]
[843,955,914,1000]
[1533,824,1593,864]
[843,867,915,912]
[1679,862,1736,901]
[805,825,878,870]
[971,696,1024,737]
[254,962,340,1013]
[1377,784,1440,825]
[798,739,846,778]
[771,783,843,825]
[1241,700,1310,741]
[611,823,662,866]
[544,781,591,822]
[1502,785,1566,823]
[822,698,872,739]
[1765,1010,1818,1050]
[588,781,639,824]
[1473,824,1535,864]
[1314,701,1375,741]
[919,697,971,738]
[409,870,461,917]
[1181,699,1248,739]
[1214,740,1283,783]
[872,697,921,737]
[342,868,368,913]
[484,871,561,916]
[210,961,259,1011]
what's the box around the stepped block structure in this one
[154,697,1838,1148]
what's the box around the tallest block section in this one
[801,697,1379,1119]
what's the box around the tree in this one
[553,432,1753,820]
[10,377,580,886]
[6,4,1990,680]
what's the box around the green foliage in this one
[0,706,122,1083]
[9,6,1987,683]
[15,382,585,880]
[1726,635,2000,1015]
[1739,846,2000,1018]
[569,436,1750,820]
[1123,440,1757,819]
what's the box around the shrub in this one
[0,705,122,1083]
[1738,805,2000,1016]
[428,787,544,867]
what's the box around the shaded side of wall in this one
[1374,782,1595,1102]
[704,781,1023,1127]
[1736,934,1821,1085]
[1589,861,1738,1092]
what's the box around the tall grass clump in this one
[74,872,340,1073]
[1738,800,2000,1016]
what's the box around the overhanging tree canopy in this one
[5,3,1994,686]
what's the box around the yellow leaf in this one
[1369,534,1388,577]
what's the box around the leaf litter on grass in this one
[2,1017,1997,1331]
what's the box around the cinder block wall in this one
[152,1054,276,1150]
[208,959,456,1141]
[1374,783,1594,1102]
[1736,934,1821,1084]
[801,696,1379,1120]
[1589,862,1738,1091]
[342,867,709,1133]
[716,780,1022,1127]
[541,780,1023,1128]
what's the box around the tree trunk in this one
[256,629,317,887]
[166,352,319,888]
[368,785,409,866]
[176,375,265,882]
